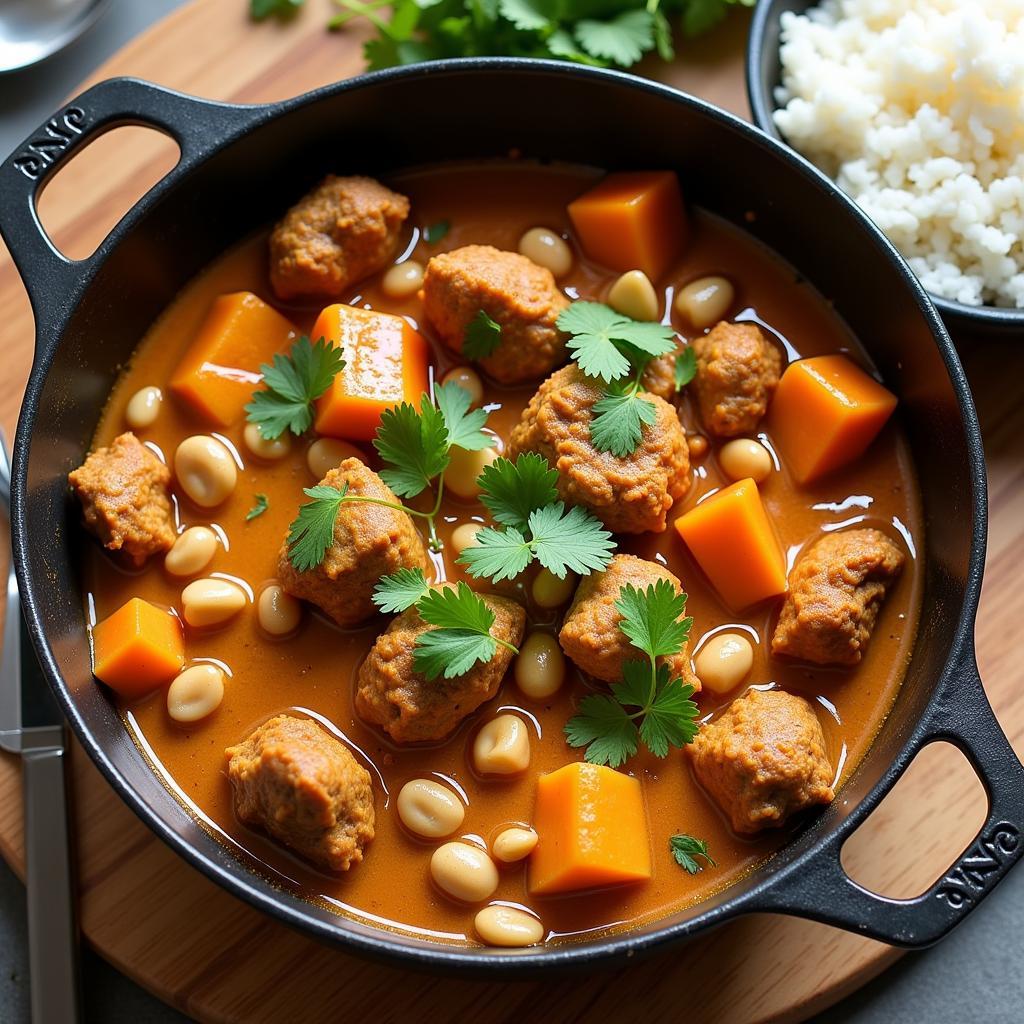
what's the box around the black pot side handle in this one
[751,646,1024,947]
[0,77,265,322]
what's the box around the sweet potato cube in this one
[91,597,184,701]
[567,171,687,281]
[674,478,786,610]
[769,354,898,484]
[529,762,651,895]
[312,303,430,442]
[169,291,297,427]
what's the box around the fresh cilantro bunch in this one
[565,578,699,767]
[457,452,615,582]
[557,300,695,458]
[315,0,756,71]
[372,568,519,679]
[245,336,346,440]
[285,381,494,570]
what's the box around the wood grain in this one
[1,1,1021,1021]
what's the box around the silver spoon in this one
[0,0,112,74]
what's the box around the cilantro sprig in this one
[463,310,503,361]
[457,454,615,583]
[372,570,519,680]
[565,579,699,767]
[244,336,345,440]
[557,301,691,458]
[246,494,269,521]
[284,382,495,569]
[670,834,716,874]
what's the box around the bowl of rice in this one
[747,0,1024,336]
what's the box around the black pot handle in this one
[750,646,1024,946]
[0,77,265,323]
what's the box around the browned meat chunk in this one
[421,245,568,384]
[688,688,834,834]
[507,365,690,534]
[68,432,175,567]
[691,322,781,438]
[269,175,409,300]
[277,458,427,627]
[772,528,905,666]
[641,348,682,401]
[356,591,526,743]
[560,554,700,690]
[226,714,374,872]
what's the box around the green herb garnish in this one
[458,454,615,583]
[246,494,270,521]
[565,579,699,767]
[463,310,503,361]
[285,483,349,572]
[244,336,345,440]
[670,834,716,874]
[372,570,519,680]
[674,346,697,389]
[250,0,303,19]
[423,219,450,244]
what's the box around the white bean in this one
[473,714,531,775]
[174,435,237,508]
[243,421,291,461]
[397,779,465,839]
[608,270,659,322]
[675,275,735,329]
[443,444,499,500]
[164,526,218,577]
[430,842,499,903]
[514,633,565,700]
[518,227,573,278]
[450,522,483,555]
[381,259,425,299]
[441,366,484,407]
[474,905,544,948]
[257,583,301,636]
[307,438,364,480]
[167,664,225,723]
[694,633,754,695]
[531,568,576,609]
[125,386,162,430]
[719,438,773,483]
[181,577,247,628]
[491,827,538,863]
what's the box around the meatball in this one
[641,349,681,402]
[356,592,526,743]
[507,365,690,534]
[269,175,409,300]
[68,432,175,567]
[560,554,700,690]
[226,715,374,872]
[691,321,782,438]
[277,458,427,627]
[688,688,834,834]
[421,245,568,384]
[772,528,905,666]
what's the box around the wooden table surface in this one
[0,2,1021,1021]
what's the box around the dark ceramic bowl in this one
[1,60,1022,973]
[747,0,1024,339]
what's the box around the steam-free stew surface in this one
[82,162,922,944]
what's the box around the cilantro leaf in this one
[557,302,633,382]
[635,666,699,757]
[674,346,697,389]
[653,7,674,61]
[457,525,534,583]
[434,381,494,452]
[499,0,550,31]
[286,483,347,573]
[251,0,303,20]
[575,10,655,67]
[670,834,717,875]
[615,579,693,659]
[245,336,345,440]
[463,310,503,360]
[682,0,738,38]
[373,395,450,498]
[477,453,559,530]
[417,580,495,632]
[373,568,430,614]
[590,385,658,458]
[246,494,269,521]
[411,582,509,680]
[526,503,616,578]
[424,219,450,244]
[564,693,638,768]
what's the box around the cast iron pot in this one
[746,0,1024,339]
[1,60,1022,973]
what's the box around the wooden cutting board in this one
[0,2,1021,1020]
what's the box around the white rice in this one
[773,0,1024,308]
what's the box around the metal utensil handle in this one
[0,77,264,322]
[750,644,1024,947]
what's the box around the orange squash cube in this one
[567,171,688,282]
[674,478,786,610]
[312,303,430,442]
[91,597,184,701]
[529,762,651,895]
[769,354,898,484]
[169,291,297,427]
